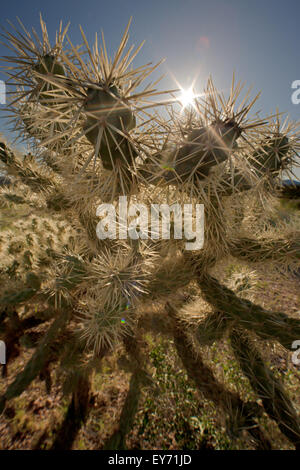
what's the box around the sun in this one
[179,87,196,109]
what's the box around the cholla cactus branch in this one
[230,235,300,264]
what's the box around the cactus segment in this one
[83,85,137,170]
[162,120,241,183]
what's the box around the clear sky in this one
[0,0,299,178]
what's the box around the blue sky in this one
[0,0,299,177]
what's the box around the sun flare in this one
[179,87,196,109]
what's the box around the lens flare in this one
[179,87,196,109]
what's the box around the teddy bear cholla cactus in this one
[0,17,300,450]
